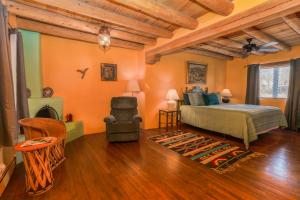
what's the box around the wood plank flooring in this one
[1,126,300,200]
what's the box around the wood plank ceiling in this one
[7,0,213,50]
[185,14,300,61]
[6,0,300,61]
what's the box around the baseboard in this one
[0,157,16,197]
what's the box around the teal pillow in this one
[203,93,220,105]
[183,93,191,105]
[188,93,205,106]
[215,92,222,104]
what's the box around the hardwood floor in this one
[2,126,300,200]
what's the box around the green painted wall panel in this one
[20,30,42,97]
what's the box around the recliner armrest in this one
[104,115,117,124]
[133,114,142,122]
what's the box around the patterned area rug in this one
[149,131,265,174]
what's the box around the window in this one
[259,65,290,98]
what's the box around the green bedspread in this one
[180,104,287,148]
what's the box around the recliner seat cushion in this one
[107,121,139,133]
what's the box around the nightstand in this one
[159,109,181,131]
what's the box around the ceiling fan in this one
[242,38,279,55]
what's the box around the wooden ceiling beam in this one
[193,0,234,16]
[7,1,156,45]
[106,0,198,29]
[146,0,300,64]
[185,48,233,60]
[8,14,17,28]
[10,0,157,38]
[282,13,300,35]
[243,27,290,51]
[16,17,144,50]
[196,44,244,57]
[23,0,173,38]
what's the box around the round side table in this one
[15,137,57,196]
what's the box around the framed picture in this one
[186,61,207,84]
[101,63,117,81]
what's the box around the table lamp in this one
[221,89,232,103]
[166,89,179,110]
[127,80,141,96]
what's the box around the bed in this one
[180,104,288,149]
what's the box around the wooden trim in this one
[260,61,290,68]
[184,48,233,60]
[24,0,173,38]
[16,18,144,50]
[193,0,234,16]
[243,27,290,51]
[146,0,300,64]
[108,0,198,29]
[244,60,290,68]
[7,1,156,45]
[282,14,300,35]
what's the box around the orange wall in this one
[41,35,227,132]
[144,52,227,129]
[226,45,300,112]
[41,35,144,134]
[41,34,298,132]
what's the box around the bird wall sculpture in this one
[76,68,89,79]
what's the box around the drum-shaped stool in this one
[15,137,57,196]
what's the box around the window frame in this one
[259,63,290,99]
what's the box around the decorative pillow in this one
[183,93,191,105]
[192,86,203,93]
[202,93,220,105]
[188,93,205,106]
[215,92,222,104]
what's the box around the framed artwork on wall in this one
[186,61,207,84]
[101,63,117,81]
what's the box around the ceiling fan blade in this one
[260,42,278,48]
[258,48,279,52]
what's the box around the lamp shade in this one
[127,80,140,92]
[98,26,110,49]
[166,89,179,100]
[221,89,232,97]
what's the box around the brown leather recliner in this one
[18,118,66,170]
[104,97,142,142]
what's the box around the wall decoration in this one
[76,68,89,79]
[42,87,54,97]
[101,63,117,81]
[186,61,207,84]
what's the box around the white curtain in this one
[10,32,17,107]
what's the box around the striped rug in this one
[149,131,265,174]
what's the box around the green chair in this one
[104,97,142,142]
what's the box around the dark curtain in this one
[245,64,260,105]
[0,2,18,146]
[285,59,300,131]
[16,31,29,120]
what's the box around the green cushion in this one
[188,93,205,106]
